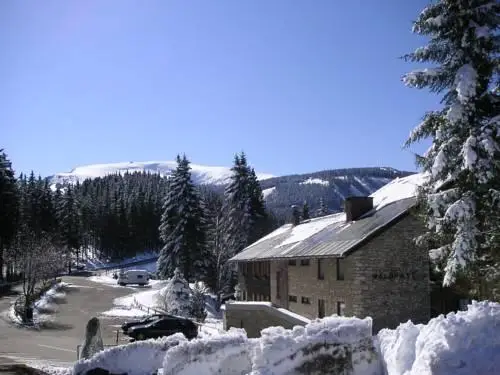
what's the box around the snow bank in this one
[251,316,380,375]
[35,282,67,314]
[378,300,500,375]
[73,333,186,375]
[163,328,252,375]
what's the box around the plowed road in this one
[0,276,136,368]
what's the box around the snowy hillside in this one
[48,161,275,187]
[260,167,414,217]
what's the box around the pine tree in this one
[216,152,271,300]
[0,150,18,282]
[57,185,82,273]
[246,167,268,244]
[221,153,252,258]
[291,205,301,225]
[157,155,208,282]
[316,197,328,217]
[301,201,310,221]
[403,0,500,297]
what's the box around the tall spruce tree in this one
[0,150,18,282]
[403,0,500,297]
[157,155,208,282]
[217,152,269,297]
[220,153,253,258]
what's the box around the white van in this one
[117,269,150,286]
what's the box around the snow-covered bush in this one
[74,333,186,375]
[251,316,381,375]
[155,268,192,317]
[190,282,208,322]
[163,328,252,375]
[378,300,500,375]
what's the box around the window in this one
[337,301,346,316]
[242,291,247,301]
[301,296,311,304]
[336,258,345,280]
[317,259,325,280]
[288,259,296,266]
[276,271,281,298]
[288,295,297,303]
[300,259,310,266]
[318,299,326,318]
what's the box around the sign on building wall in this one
[372,269,423,281]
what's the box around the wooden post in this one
[116,329,119,344]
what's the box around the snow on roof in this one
[370,172,427,210]
[262,186,276,199]
[279,213,345,247]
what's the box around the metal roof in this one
[230,197,417,262]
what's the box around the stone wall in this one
[349,214,430,332]
[223,302,309,338]
[282,213,430,332]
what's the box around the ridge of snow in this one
[49,160,274,187]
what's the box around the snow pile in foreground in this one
[378,300,500,375]
[69,301,500,375]
[251,316,380,375]
[73,333,186,375]
[163,328,253,375]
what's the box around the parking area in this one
[0,276,135,367]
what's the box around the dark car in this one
[121,314,166,333]
[126,316,198,341]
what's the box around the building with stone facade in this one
[227,174,431,333]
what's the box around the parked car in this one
[121,314,166,334]
[126,316,198,341]
[117,269,150,286]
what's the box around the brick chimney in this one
[344,196,373,222]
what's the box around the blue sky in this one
[1,0,438,178]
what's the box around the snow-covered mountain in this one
[48,161,275,187]
[259,167,415,217]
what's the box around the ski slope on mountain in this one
[49,161,275,187]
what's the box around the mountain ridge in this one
[48,160,275,187]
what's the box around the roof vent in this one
[344,196,373,222]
